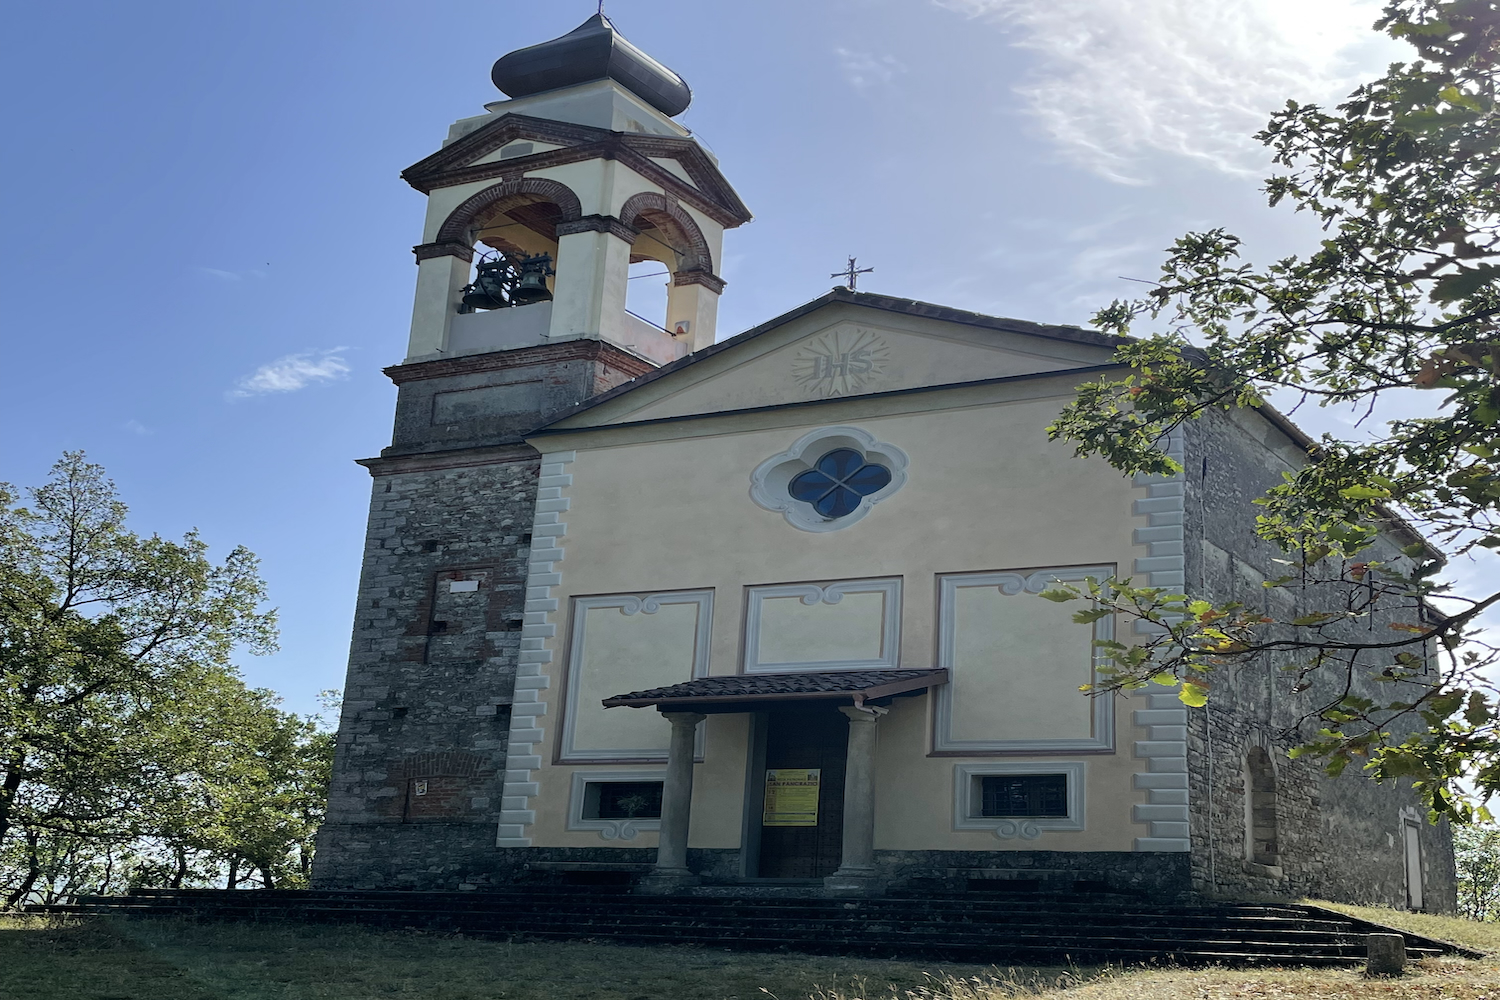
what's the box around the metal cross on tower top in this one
[831,256,874,291]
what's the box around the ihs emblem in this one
[792,330,890,397]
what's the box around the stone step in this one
[34,890,1460,968]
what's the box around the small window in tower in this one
[978,774,1069,818]
[499,142,534,159]
[582,781,663,820]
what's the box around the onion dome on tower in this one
[491,14,693,118]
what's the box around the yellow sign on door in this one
[763,768,821,827]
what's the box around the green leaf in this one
[1179,682,1209,708]
[1038,589,1076,603]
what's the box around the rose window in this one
[788,449,893,519]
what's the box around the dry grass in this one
[1304,899,1500,957]
[809,959,1500,999]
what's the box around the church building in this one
[314,15,1455,909]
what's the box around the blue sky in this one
[1,0,1420,714]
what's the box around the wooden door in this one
[758,705,847,879]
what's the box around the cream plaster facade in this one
[499,309,1168,863]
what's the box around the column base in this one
[823,868,887,897]
[636,867,701,895]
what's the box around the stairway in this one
[32,886,1468,968]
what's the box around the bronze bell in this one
[512,253,555,305]
[461,259,512,311]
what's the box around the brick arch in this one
[619,191,714,275]
[435,177,583,246]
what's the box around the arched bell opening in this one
[618,194,719,347]
[459,194,565,313]
[1244,747,1281,869]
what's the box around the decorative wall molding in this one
[496,449,575,848]
[952,761,1086,838]
[1131,689,1191,852]
[1131,428,1186,635]
[557,590,714,762]
[934,566,1116,754]
[743,578,902,674]
[565,769,666,842]
[748,425,909,533]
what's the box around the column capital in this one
[661,711,707,728]
[838,704,889,723]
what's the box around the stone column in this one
[825,705,888,896]
[638,711,706,894]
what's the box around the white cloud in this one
[122,419,151,435]
[198,266,268,281]
[933,0,1403,182]
[836,47,907,91]
[229,349,350,399]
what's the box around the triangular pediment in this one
[543,292,1123,432]
[401,114,749,227]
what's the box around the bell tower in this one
[314,16,749,890]
[402,13,749,364]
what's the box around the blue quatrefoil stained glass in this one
[788,448,893,519]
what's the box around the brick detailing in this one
[413,241,475,263]
[555,214,640,243]
[1132,691,1191,852]
[434,177,583,245]
[497,449,575,848]
[618,191,714,274]
[388,752,497,822]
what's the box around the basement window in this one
[980,774,1068,818]
[953,762,1086,837]
[582,781,663,820]
[565,770,666,840]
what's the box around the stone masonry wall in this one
[313,456,537,888]
[314,342,652,889]
[1181,409,1457,911]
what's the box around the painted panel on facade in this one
[757,591,885,666]
[948,584,1093,742]
[562,592,712,760]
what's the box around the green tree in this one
[1044,0,1500,821]
[1455,824,1500,919]
[0,452,277,903]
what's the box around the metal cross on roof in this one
[831,256,874,291]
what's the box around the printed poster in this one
[763,768,821,827]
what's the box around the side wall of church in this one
[1181,408,1457,910]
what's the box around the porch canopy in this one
[601,668,947,713]
[606,668,947,895]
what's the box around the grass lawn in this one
[1,906,1497,1000]
[0,915,1073,1000]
